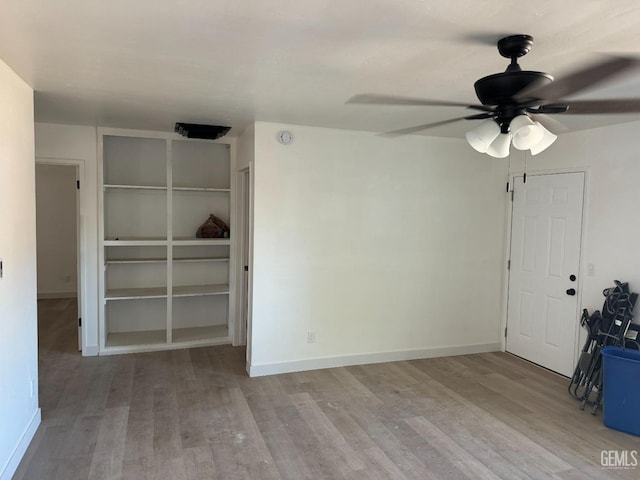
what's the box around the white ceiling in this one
[2,0,640,137]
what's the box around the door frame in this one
[233,164,253,357]
[501,166,590,371]
[35,157,87,353]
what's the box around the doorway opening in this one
[234,166,252,368]
[35,161,83,353]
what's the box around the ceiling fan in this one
[347,34,640,157]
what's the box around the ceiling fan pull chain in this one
[507,151,513,191]
[523,150,528,184]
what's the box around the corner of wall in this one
[0,408,40,480]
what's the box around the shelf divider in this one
[172,284,230,297]
[104,237,168,246]
[104,184,167,190]
[172,237,230,246]
[173,186,230,192]
[173,257,229,263]
[106,257,167,264]
[105,286,168,300]
[172,325,229,343]
[106,329,167,347]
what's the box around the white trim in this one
[37,291,77,299]
[0,408,41,480]
[97,134,106,353]
[83,344,99,356]
[246,161,254,372]
[227,141,238,345]
[500,174,514,352]
[573,169,590,368]
[233,166,251,346]
[98,126,235,143]
[508,165,590,177]
[248,342,502,377]
[35,157,89,355]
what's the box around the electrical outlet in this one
[307,331,316,343]
[587,263,595,277]
[63,275,71,283]
[30,379,35,398]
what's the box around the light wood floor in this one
[14,299,639,479]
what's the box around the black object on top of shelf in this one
[174,123,231,140]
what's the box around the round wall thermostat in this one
[278,130,293,145]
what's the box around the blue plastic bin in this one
[601,346,640,436]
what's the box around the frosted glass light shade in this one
[511,115,544,150]
[530,122,557,155]
[465,120,500,153]
[486,133,512,158]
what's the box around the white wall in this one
[0,60,39,480]
[249,121,507,376]
[236,124,255,170]
[509,120,640,318]
[35,164,77,298]
[35,123,99,355]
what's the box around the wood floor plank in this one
[406,415,506,480]
[87,406,129,480]
[13,299,640,480]
[181,446,216,479]
[289,391,367,475]
[405,362,576,475]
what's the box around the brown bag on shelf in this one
[196,214,230,238]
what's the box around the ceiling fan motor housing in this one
[475,34,553,111]
[474,71,553,106]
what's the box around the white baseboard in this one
[0,408,41,480]
[83,344,99,356]
[37,291,77,299]
[248,342,502,377]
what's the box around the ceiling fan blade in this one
[380,113,492,137]
[347,93,493,111]
[559,98,640,114]
[528,113,568,133]
[528,104,569,114]
[515,56,640,101]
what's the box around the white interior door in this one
[506,172,584,376]
[235,167,251,348]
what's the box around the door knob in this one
[566,288,576,296]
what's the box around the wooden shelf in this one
[173,187,230,192]
[173,284,229,297]
[106,256,228,264]
[104,237,168,246]
[106,329,167,347]
[173,257,229,263]
[105,184,167,191]
[106,257,167,264]
[172,238,230,246]
[172,325,229,344]
[105,286,167,300]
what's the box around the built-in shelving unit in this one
[98,128,235,354]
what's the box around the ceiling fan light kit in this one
[465,119,500,153]
[530,124,558,156]
[348,33,640,158]
[486,133,512,158]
